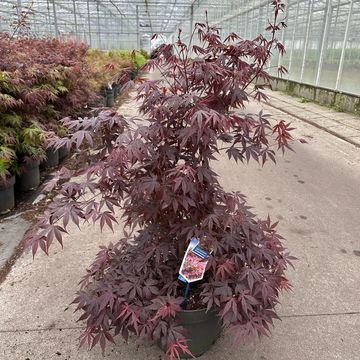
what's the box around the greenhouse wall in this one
[174,0,360,97]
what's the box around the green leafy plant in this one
[139,48,149,59]
[16,123,46,162]
[0,115,45,181]
[0,146,16,182]
[86,49,133,92]
[135,52,147,68]
[300,97,311,103]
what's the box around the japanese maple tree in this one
[25,1,296,358]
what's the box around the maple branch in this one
[242,7,282,92]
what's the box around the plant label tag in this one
[178,238,209,283]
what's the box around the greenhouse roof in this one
[0,1,207,41]
[1,0,360,95]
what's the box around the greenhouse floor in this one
[0,90,360,360]
[266,91,360,147]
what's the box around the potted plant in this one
[106,86,115,108]
[58,144,69,161]
[26,1,298,358]
[0,112,18,213]
[16,123,45,191]
[112,82,120,98]
[0,148,16,214]
[41,146,59,168]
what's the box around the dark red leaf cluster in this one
[25,2,296,359]
[0,32,98,131]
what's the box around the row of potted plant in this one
[86,49,147,91]
[0,32,98,214]
[0,32,144,214]
[86,49,147,107]
[0,141,70,214]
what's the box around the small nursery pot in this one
[106,88,114,108]
[99,88,107,107]
[0,175,16,214]
[58,144,69,161]
[130,68,139,80]
[17,160,40,191]
[159,308,222,358]
[113,83,120,98]
[42,147,59,168]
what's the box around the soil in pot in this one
[159,308,222,358]
[58,144,69,161]
[0,176,16,214]
[17,160,40,191]
[42,148,59,168]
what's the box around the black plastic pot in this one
[113,83,120,98]
[0,175,16,214]
[106,87,114,108]
[42,147,59,168]
[130,68,139,80]
[159,309,222,358]
[99,88,107,107]
[17,160,40,191]
[58,144,69,161]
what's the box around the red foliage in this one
[0,32,98,131]
[25,1,297,358]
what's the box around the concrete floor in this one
[266,90,360,147]
[0,93,359,360]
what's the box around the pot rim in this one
[0,175,16,188]
[46,147,58,153]
[179,307,218,314]
[22,159,40,168]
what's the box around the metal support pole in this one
[277,1,289,69]
[46,0,53,34]
[110,11,114,49]
[335,0,354,90]
[117,18,123,49]
[245,9,249,38]
[315,0,332,86]
[72,0,78,39]
[86,0,92,46]
[136,5,140,49]
[84,18,87,42]
[257,0,262,34]
[16,0,22,17]
[190,4,194,37]
[249,10,254,38]
[264,0,270,40]
[96,2,101,49]
[236,11,240,34]
[300,0,315,82]
[44,11,49,35]
[51,0,59,37]
[331,0,341,55]
[236,12,244,36]
[288,0,301,77]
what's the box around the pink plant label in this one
[178,238,209,283]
